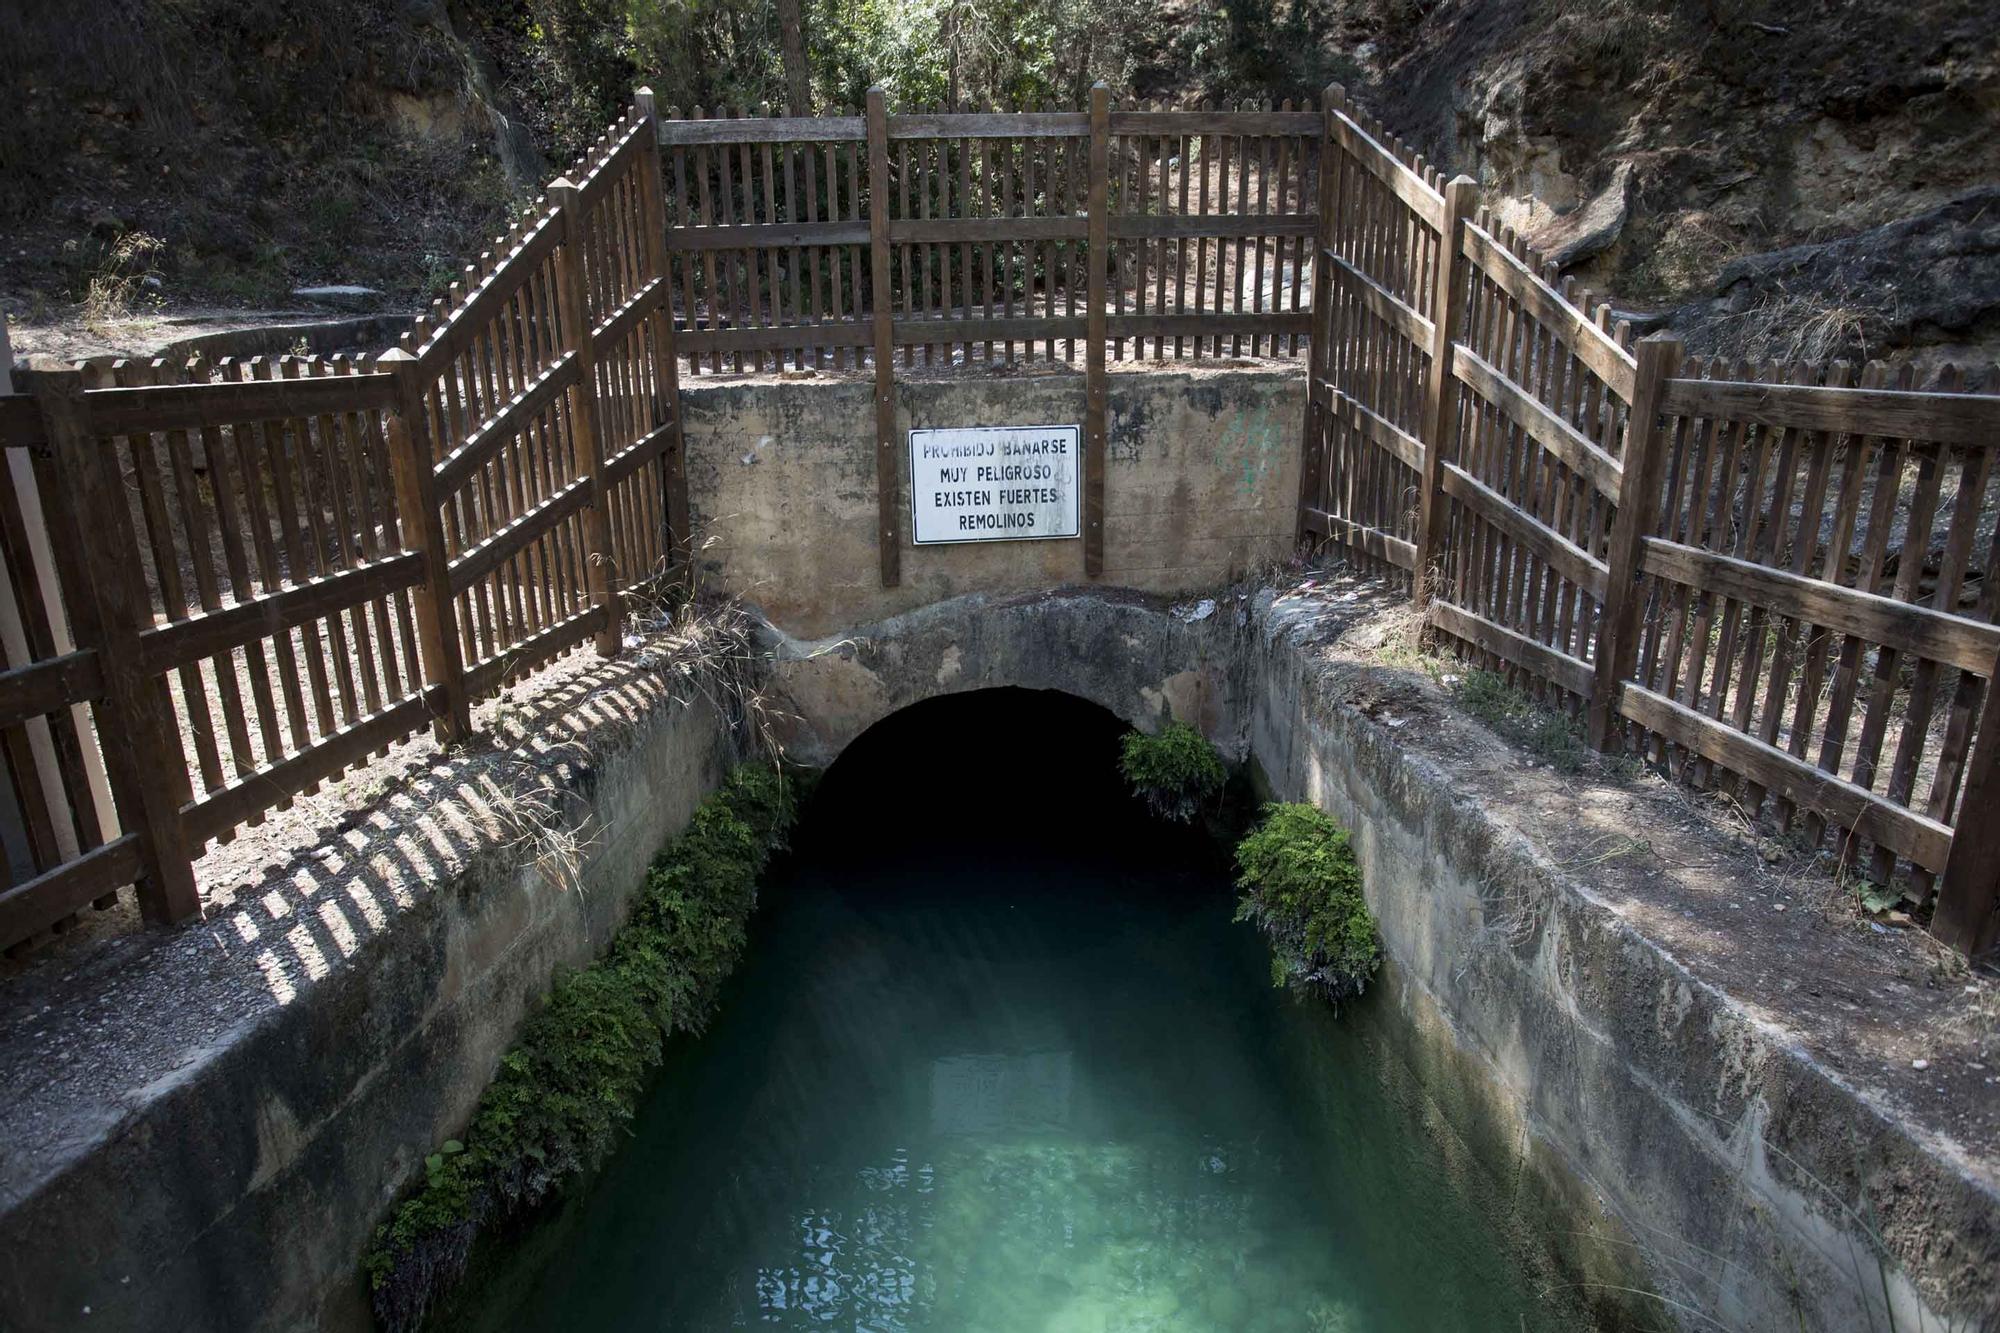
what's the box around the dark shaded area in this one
[1686,187,2000,368]
[799,686,1217,871]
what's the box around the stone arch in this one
[758,588,1252,768]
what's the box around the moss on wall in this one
[363,763,800,1331]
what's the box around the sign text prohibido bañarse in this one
[910,424,1080,545]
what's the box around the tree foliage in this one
[480,0,1356,164]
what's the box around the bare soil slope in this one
[1350,0,2000,364]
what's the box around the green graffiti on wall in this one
[1214,403,1282,502]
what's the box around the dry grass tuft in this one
[80,231,165,330]
[1708,290,1888,364]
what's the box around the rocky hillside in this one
[0,0,542,353]
[3,0,1995,371]
[1348,0,2000,367]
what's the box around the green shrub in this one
[1119,721,1226,823]
[1234,803,1380,1003]
[364,764,798,1331]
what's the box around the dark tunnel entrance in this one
[795,686,1216,875]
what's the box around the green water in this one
[460,693,1591,1333]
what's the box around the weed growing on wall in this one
[363,764,799,1332]
[1119,721,1226,823]
[1453,669,1587,773]
[1234,803,1380,1004]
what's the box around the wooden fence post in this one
[1413,175,1479,606]
[632,88,694,568]
[379,349,472,742]
[1296,84,1340,546]
[1935,656,2000,956]
[32,369,200,924]
[1084,82,1110,577]
[1585,333,1681,750]
[551,178,624,655]
[866,87,900,588]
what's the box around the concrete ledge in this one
[2,574,1993,1332]
[1248,582,2000,1330]
[0,643,742,1331]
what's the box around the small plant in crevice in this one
[1119,720,1226,823]
[363,763,799,1332]
[1234,802,1381,1004]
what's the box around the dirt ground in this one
[1278,567,2000,1180]
[3,307,405,369]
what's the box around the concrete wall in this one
[0,663,740,1332]
[681,364,1304,639]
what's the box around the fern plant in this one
[1118,721,1226,823]
[1234,802,1380,1003]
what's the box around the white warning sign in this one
[909,424,1081,545]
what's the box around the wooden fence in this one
[0,97,687,951]
[0,85,1314,953]
[0,83,1993,959]
[1301,85,2000,956]
[644,87,1319,582]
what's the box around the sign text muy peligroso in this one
[909,424,1080,545]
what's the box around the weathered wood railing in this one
[0,83,1993,960]
[1301,84,2000,956]
[0,95,690,951]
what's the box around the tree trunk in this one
[777,0,812,114]
[946,4,960,110]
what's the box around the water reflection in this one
[931,1051,1075,1135]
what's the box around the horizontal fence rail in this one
[1300,84,2000,956]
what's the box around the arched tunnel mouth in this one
[450,688,1598,1332]
[795,686,1219,879]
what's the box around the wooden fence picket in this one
[866,88,900,588]
[1414,175,1478,600]
[1084,83,1110,578]
[1587,335,1681,748]
[32,370,199,926]
[381,349,472,743]
[551,179,623,656]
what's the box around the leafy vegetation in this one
[471,0,1358,165]
[1119,721,1227,823]
[364,763,799,1332]
[1234,802,1380,1003]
